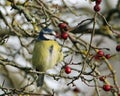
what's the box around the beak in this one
[51,31,56,36]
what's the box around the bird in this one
[32,28,63,87]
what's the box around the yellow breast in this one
[32,40,63,72]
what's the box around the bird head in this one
[37,28,56,40]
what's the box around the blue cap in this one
[37,28,56,40]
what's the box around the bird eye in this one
[49,32,56,36]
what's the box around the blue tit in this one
[32,28,63,87]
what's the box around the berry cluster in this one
[94,45,120,94]
[57,23,71,73]
[94,49,111,60]
[94,44,120,60]
[57,22,69,40]
[99,76,112,91]
[93,0,102,12]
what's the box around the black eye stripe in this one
[49,33,54,35]
[44,33,55,36]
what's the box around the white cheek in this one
[44,34,55,40]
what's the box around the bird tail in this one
[37,74,44,87]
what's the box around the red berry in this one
[61,32,69,40]
[97,50,104,57]
[99,76,106,81]
[105,54,111,59]
[65,65,71,74]
[94,4,100,12]
[58,23,68,29]
[96,0,102,5]
[103,84,111,91]
[116,45,120,52]
[73,87,80,93]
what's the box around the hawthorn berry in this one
[58,23,68,30]
[99,76,106,81]
[73,87,80,93]
[94,4,100,12]
[103,84,111,91]
[65,65,71,74]
[61,32,69,40]
[97,50,104,57]
[96,0,102,5]
[116,45,120,52]
[105,54,111,59]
